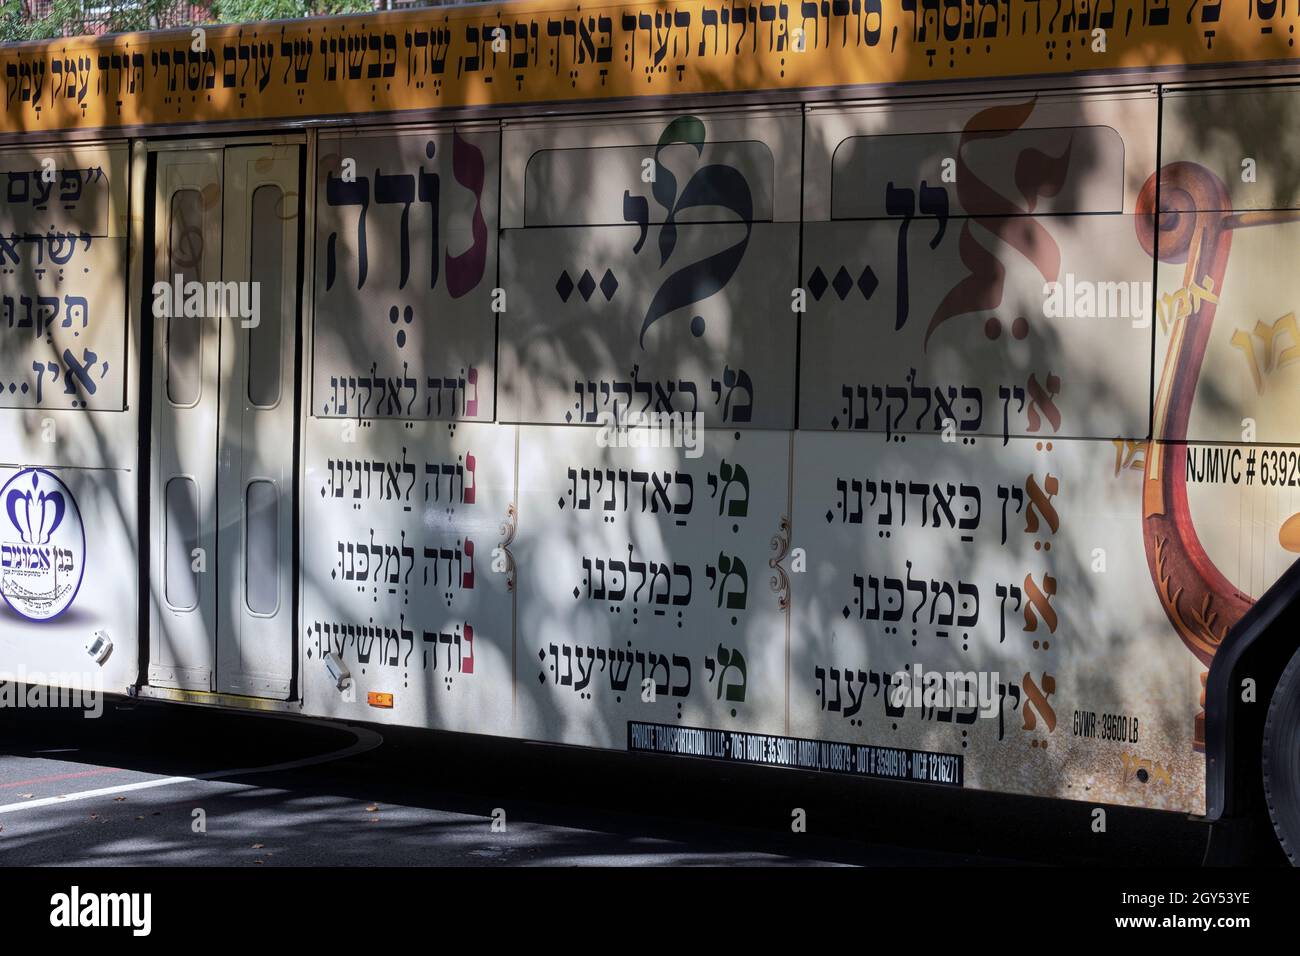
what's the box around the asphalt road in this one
[0,699,1223,866]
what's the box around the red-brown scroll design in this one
[1136,163,1253,747]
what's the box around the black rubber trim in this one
[1263,644,1300,864]
[1206,556,1300,819]
[135,148,158,692]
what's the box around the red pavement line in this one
[0,767,126,790]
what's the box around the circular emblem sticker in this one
[0,468,86,622]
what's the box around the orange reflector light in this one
[367,692,394,708]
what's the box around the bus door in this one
[147,142,302,699]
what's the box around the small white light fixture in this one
[322,651,351,692]
[85,629,112,665]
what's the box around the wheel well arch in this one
[1206,557,1300,820]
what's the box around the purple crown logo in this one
[6,472,66,546]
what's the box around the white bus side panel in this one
[0,142,138,696]
[790,431,1203,812]
[292,87,1300,817]
[512,426,791,748]
[301,124,509,730]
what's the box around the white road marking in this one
[0,717,382,815]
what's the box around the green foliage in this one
[2,0,82,42]
[0,0,376,45]
[0,0,27,44]
[0,0,178,42]
[101,0,179,34]
[212,0,373,24]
